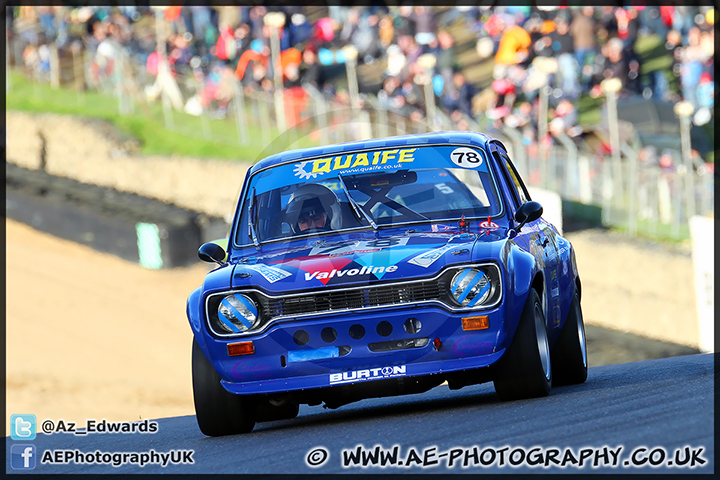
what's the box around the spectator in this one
[412,6,436,47]
[392,6,415,39]
[377,76,401,110]
[551,16,579,100]
[616,7,641,49]
[384,44,406,78]
[549,99,580,138]
[441,71,475,118]
[570,7,597,94]
[378,14,395,50]
[313,16,335,46]
[532,19,556,59]
[595,37,630,94]
[436,29,458,87]
[504,100,535,131]
[400,34,422,65]
[248,6,267,48]
[672,6,697,43]
[638,7,668,41]
[353,12,382,64]
[663,29,684,96]
[488,76,516,120]
[680,26,705,108]
[232,23,252,58]
[299,46,323,89]
[339,8,360,46]
[234,41,268,84]
[288,12,312,47]
[597,5,618,42]
[522,16,544,65]
[493,20,531,79]
[189,6,213,53]
[400,67,423,108]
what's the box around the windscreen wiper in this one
[338,173,378,231]
[247,187,260,248]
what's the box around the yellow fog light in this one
[462,316,489,331]
[228,341,255,356]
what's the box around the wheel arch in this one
[497,244,544,352]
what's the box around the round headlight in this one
[450,268,492,307]
[217,294,259,333]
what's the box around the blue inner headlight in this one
[450,268,492,307]
[218,294,259,333]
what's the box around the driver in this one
[285,184,342,235]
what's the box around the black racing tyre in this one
[192,339,257,436]
[493,288,552,401]
[550,288,588,386]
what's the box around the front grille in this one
[261,279,446,319]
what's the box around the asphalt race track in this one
[6,353,714,474]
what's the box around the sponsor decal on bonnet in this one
[309,238,409,257]
[244,264,292,283]
[305,264,399,281]
[407,243,458,268]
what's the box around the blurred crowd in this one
[8,5,715,158]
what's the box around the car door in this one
[489,142,561,331]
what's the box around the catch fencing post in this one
[621,143,640,236]
[259,91,272,146]
[265,12,287,133]
[233,78,249,145]
[554,131,578,199]
[538,85,550,188]
[342,45,360,112]
[49,43,60,89]
[377,104,388,138]
[417,53,437,131]
[674,101,697,220]
[601,78,623,221]
[577,155,592,204]
[5,25,10,93]
[689,215,714,353]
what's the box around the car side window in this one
[491,149,521,211]
[497,149,531,206]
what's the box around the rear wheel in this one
[192,339,256,436]
[551,288,588,386]
[493,289,552,401]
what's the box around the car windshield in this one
[235,145,502,245]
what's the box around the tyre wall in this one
[6,162,230,268]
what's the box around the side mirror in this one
[198,242,227,266]
[514,201,543,232]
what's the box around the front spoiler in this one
[220,349,506,395]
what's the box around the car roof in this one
[249,131,497,174]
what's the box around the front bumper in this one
[202,304,510,395]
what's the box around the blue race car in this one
[187,131,587,436]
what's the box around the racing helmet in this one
[285,183,342,234]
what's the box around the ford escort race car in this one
[187,131,587,436]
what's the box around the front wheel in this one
[192,339,256,436]
[550,287,588,386]
[493,288,552,401]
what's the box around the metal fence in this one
[8,37,713,241]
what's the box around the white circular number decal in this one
[450,147,483,168]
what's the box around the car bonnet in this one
[231,227,507,292]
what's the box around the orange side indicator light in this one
[462,316,489,331]
[228,341,255,356]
